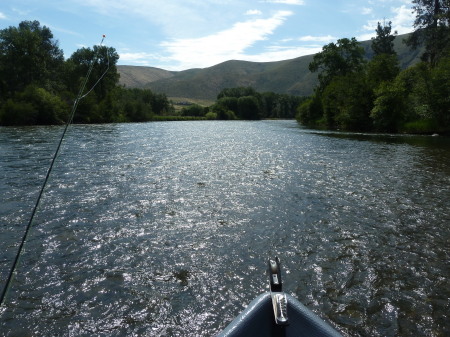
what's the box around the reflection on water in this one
[1,121,449,336]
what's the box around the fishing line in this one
[0,35,109,307]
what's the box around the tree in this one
[406,0,450,64]
[0,85,68,125]
[429,53,450,127]
[261,93,303,119]
[371,21,397,55]
[150,93,172,115]
[0,20,64,96]
[296,94,323,127]
[216,96,238,113]
[371,81,408,132]
[0,99,37,126]
[371,61,443,133]
[367,53,400,89]
[210,104,237,120]
[180,104,206,117]
[237,96,261,120]
[66,45,120,123]
[217,87,258,100]
[67,45,119,101]
[321,72,373,131]
[309,38,365,91]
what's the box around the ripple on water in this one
[0,121,449,336]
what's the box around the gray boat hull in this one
[218,293,342,337]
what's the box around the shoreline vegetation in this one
[0,1,449,134]
[296,1,450,136]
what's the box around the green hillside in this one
[117,34,424,100]
[117,65,176,87]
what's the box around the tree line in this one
[0,20,173,126]
[297,0,450,134]
[0,20,304,125]
[2,0,449,131]
[180,87,305,120]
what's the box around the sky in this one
[0,0,416,71]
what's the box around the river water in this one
[0,120,449,336]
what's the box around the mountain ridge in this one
[117,34,423,100]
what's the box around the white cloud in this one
[298,35,337,42]
[244,45,323,62]
[46,24,83,37]
[118,52,163,65]
[262,0,304,5]
[246,9,262,16]
[160,10,293,70]
[362,7,372,15]
[11,7,31,16]
[368,0,410,3]
[359,4,414,40]
[78,0,244,38]
[390,5,415,34]
[0,12,6,19]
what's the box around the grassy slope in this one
[117,34,423,100]
[117,65,176,88]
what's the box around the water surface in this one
[1,121,449,336]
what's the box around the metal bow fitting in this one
[268,257,289,326]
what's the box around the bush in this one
[237,96,261,120]
[430,55,450,128]
[296,94,323,126]
[219,110,237,120]
[367,53,400,89]
[401,119,439,134]
[0,85,69,125]
[180,104,206,117]
[322,73,373,131]
[23,86,69,124]
[216,97,238,113]
[205,111,217,120]
[371,81,407,132]
[0,99,38,125]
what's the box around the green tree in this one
[180,104,206,117]
[67,45,119,101]
[429,53,450,127]
[0,85,68,125]
[0,20,64,96]
[371,21,397,55]
[66,45,120,123]
[406,0,450,64]
[309,37,365,91]
[321,72,373,131]
[260,93,303,119]
[296,94,323,127]
[371,80,408,132]
[150,93,172,115]
[216,96,239,113]
[0,100,37,126]
[217,87,258,99]
[237,96,261,120]
[404,63,434,121]
[110,87,174,122]
[213,104,237,120]
[367,53,400,89]
[371,61,443,133]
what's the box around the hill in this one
[117,65,176,88]
[117,34,424,100]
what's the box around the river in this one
[0,120,449,336]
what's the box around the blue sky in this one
[1,0,415,71]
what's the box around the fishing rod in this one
[0,35,110,307]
